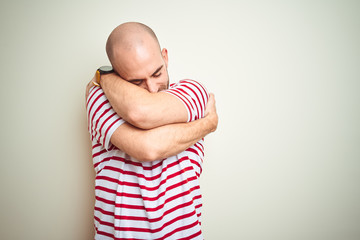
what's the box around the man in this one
[86,22,218,239]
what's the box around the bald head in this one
[106,22,161,72]
[104,22,170,92]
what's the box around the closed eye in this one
[151,65,163,78]
[153,72,162,78]
[129,79,143,85]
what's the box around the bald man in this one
[86,22,217,239]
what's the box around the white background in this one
[1,1,359,239]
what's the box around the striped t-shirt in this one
[86,79,209,240]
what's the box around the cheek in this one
[159,73,169,88]
[158,77,169,90]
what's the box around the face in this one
[114,45,169,93]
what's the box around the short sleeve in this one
[86,86,125,150]
[164,79,209,122]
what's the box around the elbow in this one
[126,105,151,130]
[136,136,164,162]
[138,145,163,162]
[140,151,161,162]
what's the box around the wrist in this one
[94,66,114,87]
[100,72,120,88]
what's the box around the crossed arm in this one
[86,74,217,161]
[99,73,189,129]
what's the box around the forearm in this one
[111,114,216,162]
[143,116,216,160]
[101,74,188,129]
[101,74,149,125]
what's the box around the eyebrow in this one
[129,65,164,82]
[151,65,163,77]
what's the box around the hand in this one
[204,93,218,132]
[85,74,97,102]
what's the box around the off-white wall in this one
[1,1,359,239]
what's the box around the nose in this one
[145,80,158,93]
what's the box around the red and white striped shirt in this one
[86,79,209,240]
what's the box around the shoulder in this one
[170,79,206,89]
[170,79,209,97]
[86,86,106,108]
[167,79,209,120]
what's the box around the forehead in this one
[115,46,163,80]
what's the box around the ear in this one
[161,48,168,67]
